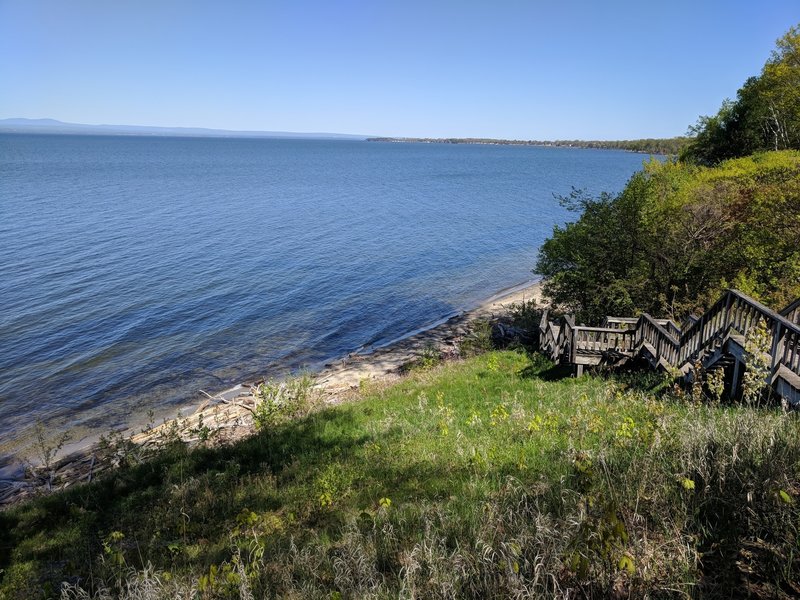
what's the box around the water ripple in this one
[0,134,645,458]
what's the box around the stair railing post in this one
[724,291,732,332]
[699,312,707,356]
[570,325,577,365]
[732,358,742,399]
[769,321,783,383]
[539,309,548,350]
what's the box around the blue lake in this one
[0,134,646,462]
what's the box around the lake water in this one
[0,134,646,465]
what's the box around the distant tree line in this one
[367,137,689,156]
[535,24,800,323]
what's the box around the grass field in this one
[1,350,799,598]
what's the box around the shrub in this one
[399,342,442,373]
[459,319,493,357]
[508,298,541,332]
[251,374,318,430]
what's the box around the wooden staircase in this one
[539,289,800,406]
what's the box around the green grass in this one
[1,351,799,598]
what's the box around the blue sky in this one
[0,1,797,139]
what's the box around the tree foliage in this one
[538,24,800,323]
[536,152,800,323]
[682,25,800,165]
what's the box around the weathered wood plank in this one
[541,289,800,403]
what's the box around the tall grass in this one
[2,351,798,599]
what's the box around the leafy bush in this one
[251,374,317,430]
[536,152,800,322]
[508,298,541,332]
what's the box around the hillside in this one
[2,350,798,598]
[536,150,800,323]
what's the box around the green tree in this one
[536,186,646,323]
[536,152,800,322]
[682,25,800,165]
[760,25,800,151]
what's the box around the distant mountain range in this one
[0,118,368,140]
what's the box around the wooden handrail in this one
[635,313,680,367]
[664,320,682,340]
[572,326,636,355]
[538,289,800,397]
[781,297,800,325]
[603,316,681,339]
[672,290,800,390]
[574,325,638,333]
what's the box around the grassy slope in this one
[1,351,799,598]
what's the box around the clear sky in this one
[0,0,797,139]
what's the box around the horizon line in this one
[0,117,685,143]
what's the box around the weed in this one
[31,420,71,472]
[25,420,72,489]
[508,298,541,331]
[252,373,318,430]
[188,412,211,443]
[98,428,150,469]
[742,318,772,405]
[690,360,704,403]
[459,319,493,357]
[400,342,442,373]
[489,403,509,426]
[706,367,725,404]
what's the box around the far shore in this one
[0,279,543,506]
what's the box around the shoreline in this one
[0,278,542,506]
[316,278,542,396]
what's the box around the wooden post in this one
[576,364,584,378]
[725,291,732,327]
[769,321,783,382]
[731,358,742,399]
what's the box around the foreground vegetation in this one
[1,350,798,598]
